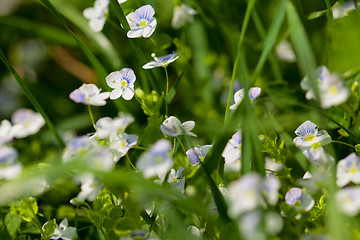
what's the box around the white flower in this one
[126,5,157,38]
[142,53,179,69]
[136,139,173,179]
[302,146,334,168]
[92,113,134,139]
[43,218,77,240]
[69,83,110,106]
[285,187,314,212]
[186,145,212,166]
[298,170,327,194]
[171,4,197,29]
[83,0,109,32]
[167,167,185,193]
[275,40,296,62]
[0,119,14,145]
[293,120,331,150]
[263,174,281,205]
[229,87,261,110]
[332,1,358,19]
[109,132,138,161]
[160,116,196,137]
[222,130,242,166]
[300,66,349,109]
[336,153,360,187]
[335,186,360,216]
[106,68,136,100]
[75,173,103,201]
[11,108,45,138]
[265,157,283,175]
[0,146,22,180]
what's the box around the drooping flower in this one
[160,116,196,137]
[136,139,173,179]
[300,66,349,109]
[335,186,360,216]
[0,119,14,145]
[43,218,77,240]
[142,53,179,69]
[222,130,242,170]
[83,0,109,32]
[186,145,212,166]
[275,40,296,62]
[293,120,331,150]
[229,87,261,110]
[336,153,360,187]
[167,167,185,193]
[126,5,157,38]
[106,68,136,100]
[109,132,138,161]
[171,4,197,29]
[75,173,103,201]
[69,83,110,106]
[285,187,314,212]
[0,146,22,180]
[11,108,45,138]
[92,113,134,139]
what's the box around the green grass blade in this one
[0,50,65,149]
[167,72,184,104]
[325,0,334,21]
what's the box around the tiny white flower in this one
[136,139,173,179]
[106,68,136,100]
[186,145,212,166]
[75,173,103,202]
[69,83,110,106]
[263,174,281,205]
[335,186,360,216]
[43,218,77,240]
[11,108,45,138]
[285,187,314,212]
[109,132,138,161]
[302,146,334,167]
[275,40,296,62]
[0,146,22,180]
[0,119,14,145]
[229,87,261,110]
[171,4,197,29]
[126,5,157,38]
[160,116,196,137]
[142,53,179,69]
[265,157,283,175]
[167,167,185,193]
[92,112,134,139]
[332,1,358,19]
[83,0,109,32]
[336,153,360,187]
[293,120,331,150]
[222,130,242,165]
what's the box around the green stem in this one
[325,0,334,20]
[132,145,148,150]
[126,154,137,170]
[331,140,355,148]
[87,105,97,132]
[164,67,169,116]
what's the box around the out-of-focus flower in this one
[109,132,138,161]
[293,120,331,150]
[126,5,157,38]
[160,116,196,137]
[43,218,77,240]
[83,0,109,32]
[285,187,314,212]
[186,145,212,166]
[11,108,45,138]
[75,173,103,201]
[136,139,173,179]
[336,153,360,187]
[332,1,358,19]
[167,167,185,193]
[92,113,134,139]
[0,146,22,180]
[143,53,179,69]
[265,157,283,175]
[171,4,197,29]
[106,68,136,100]
[335,186,360,216]
[275,40,296,62]
[298,170,327,194]
[300,66,349,109]
[70,84,110,106]
[222,130,242,169]
[0,120,14,145]
[230,87,261,110]
[302,146,334,168]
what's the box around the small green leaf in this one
[5,212,22,236]
[355,144,360,155]
[42,219,56,238]
[18,197,38,222]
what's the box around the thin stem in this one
[126,154,137,170]
[176,136,187,154]
[164,67,170,116]
[331,140,355,148]
[325,0,334,20]
[87,105,97,132]
[132,145,148,151]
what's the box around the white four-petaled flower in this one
[0,146,22,180]
[293,120,331,150]
[109,132,138,162]
[160,116,196,137]
[11,108,45,138]
[186,145,212,166]
[126,5,157,38]
[0,120,14,145]
[285,187,314,212]
[92,112,134,139]
[222,130,242,171]
[171,4,197,29]
[43,218,77,240]
[335,186,360,216]
[143,53,179,69]
[70,83,110,106]
[230,87,261,110]
[336,153,360,187]
[167,167,185,193]
[106,68,136,100]
[83,0,109,32]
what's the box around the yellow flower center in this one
[350,166,358,174]
[139,19,148,28]
[85,97,91,102]
[294,200,301,207]
[121,80,128,87]
[121,140,128,148]
[304,135,315,141]
[330,85,338,95]
[155,156,163,164]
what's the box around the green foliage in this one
[18,197,38,223]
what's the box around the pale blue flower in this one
[167,167,185,192]
[70,83,110,106]
[160,116,196,137]
[43,218,76,240]
[0,120,14,145]
[222,130,242,165]
[83,0,109,32]
[335,186,360,216]
[285,187,314,212]
[0,146,22,180]
[293,120,331,149]
[109,132,138,162]
[336,153,360,187]
[126,5,157,38]
[186,145,212,166]
[230,87,261,110]
[75,173,103,201]
[136,139,173,179]
[143,53,179,69]
[106,68,136,100]
[11,108,45,138]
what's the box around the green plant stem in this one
[87,105,97,132]
[126,154,137,171]
[132,145,148,151]
[325,0,334,20]
[331,140,355,148]
[164,67,169,116]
